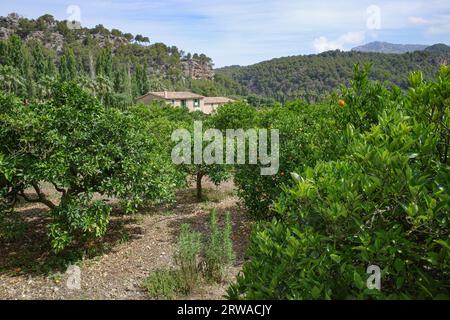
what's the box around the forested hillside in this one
[217,46,450,102]
[0,12,245,106]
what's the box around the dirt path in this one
[0,180,252,300]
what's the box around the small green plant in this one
[143,269,183,300]
[132,213,145,225]
[144,211,235,298]
[204,209,236,282]
[117,230,130,244]
[204,209,223,281]
[174,223,202,294]
[223,212,235,266]
[161,210,175,216]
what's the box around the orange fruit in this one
[338,99,346,108]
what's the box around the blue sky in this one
[1,0,450,67]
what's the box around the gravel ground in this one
[0,180,252,300]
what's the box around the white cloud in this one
[408,14,450,35]
[408,16,431,25]
[313,31,365,53]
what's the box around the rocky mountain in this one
[0,13,128,53]
[352,41,428,54]
[0,12,214,81]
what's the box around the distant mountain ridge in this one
[352,41,450,54]
[217,45,450,102]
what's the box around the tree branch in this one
[19,183,57,210]
[51,182,67,196]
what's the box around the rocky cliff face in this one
[25,30,65,53]
[181,59,215,80]
[437,56,449,66]
[0,13,19,40]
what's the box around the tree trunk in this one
[196,173,203,201]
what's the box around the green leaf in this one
[330,254,341,264]
[353,271,364,289]
[290,172,301,182]
[434,240,450,251]
[311,286,321,299]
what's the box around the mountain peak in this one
[424,43,450,54]
[352,41,429,54]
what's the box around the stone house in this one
[136,91,234,114]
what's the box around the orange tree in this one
[176,110,232,201]
[226,99,343,219]
[228,66,450,299]
[0,82,182,252]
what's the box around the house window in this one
[181,100,187,108]
[194,99,200,109]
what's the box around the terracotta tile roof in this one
[203,97,234,104]
[139,91,204,100]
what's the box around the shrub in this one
[143,269,183,300]
[145,213,236,298]
[407,67,450,164]
[223,212,235,266]
[204,209,236,282]
[174,223,202,294]
[204,209,223,281]
[334,63,397,133]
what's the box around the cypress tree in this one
[59,48,77,81]
[96,47,113,78]
[32,42,46,81]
